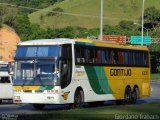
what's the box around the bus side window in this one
[84,49,89,63]
[132,52,136,65]
[101,50,105,64]
[124,52,129,65]
[143,53,148,65]
[75,46,86,64]
[75,46,80,63]
[128,52,132,65]
[118,51,124,64]
[105,50,109,64]
[90,48,95,63]
[97,50,101,64]
[60,44,72,89]
[113,50,118,64]
[109,50,114,64]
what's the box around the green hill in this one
[29,0,160,29]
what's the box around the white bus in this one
[0,61,13,103]
[13,39,150,109]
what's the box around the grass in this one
[151,73,160,81]
[18,102,160,120]
[29,0,160,29]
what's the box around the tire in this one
[131,88,139,104]
[33,104,45,110]
[124,87,132,104]
[71,90,84,108]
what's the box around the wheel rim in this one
[125,93,130,103]
[133,91,137,100]
[74,91,83,108]
[132,88,139,103]
[75,92,81,106]
[124,88,131,104]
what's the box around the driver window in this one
[60,44,72,89]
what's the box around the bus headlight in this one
[14,96,22,103]
[14,96,21,100]
[47,89,59,94]
[14,90,21,93]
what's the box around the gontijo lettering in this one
[110,69,132,76]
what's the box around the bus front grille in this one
[23,90,32,93]
[35,90,44,93]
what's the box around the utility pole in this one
[100,0,104,41]
[141,0,145,46]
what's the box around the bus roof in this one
[0,61,8,64]
[18,38,75,46]
[18,38,148,51]
[76,38,149,51]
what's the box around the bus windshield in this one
[0,64,8,72]
[14,59,59,86]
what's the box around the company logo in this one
[110,69,132,76]
[62,91,70,100]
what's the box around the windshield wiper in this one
[27,75,45,86]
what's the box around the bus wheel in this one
[124,87,131,104]
[0,100,2,104]
[131,88,139,104]
[33,104,45,110]
[71,90,84,108]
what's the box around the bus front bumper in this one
[13,93,61,104]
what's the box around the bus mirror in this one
[8,68,14,75]
[8,62,14,75]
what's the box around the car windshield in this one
[14,59,59,86]
[0,64,8,72]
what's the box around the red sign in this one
[102,35,126,44]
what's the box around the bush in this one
[47,7,64,17]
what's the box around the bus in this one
[0,61,13,103]
[13,38,150,109]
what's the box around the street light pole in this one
[100,0,104,41]
[141,0,145,46]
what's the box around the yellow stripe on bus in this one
[14,86,40,90]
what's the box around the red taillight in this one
[14,100,22,103]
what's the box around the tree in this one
[4,15,16,27]
[118,20,134,30]
[12,13,32,40]
[57,26,76,38]
[143,7,160,30]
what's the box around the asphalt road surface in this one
[0,80,159,115]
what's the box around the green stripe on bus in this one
[85,66,112,94]
[94,66,112,94]
[39,86,54,90]
[75,41,95,46]
[84,66,105,94]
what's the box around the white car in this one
[0,61,13,103]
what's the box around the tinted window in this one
[15,46,60,57]
[75,45,149,67]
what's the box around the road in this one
[0,80,160,115]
